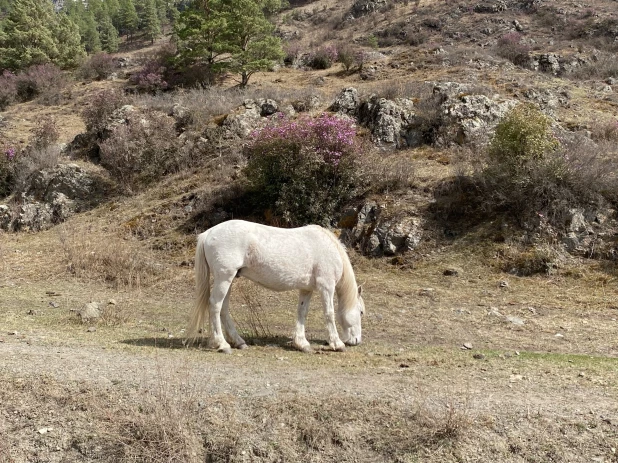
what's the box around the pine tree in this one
[0,0,84,71]
[119,0,138,39]
[54,12,87,67]
[98,12,119,52]
[63,0,101,53]
[142,0,160,43]
[174,0,284,87]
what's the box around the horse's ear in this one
[358,285,363,296]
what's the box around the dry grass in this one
[58,223,166,290]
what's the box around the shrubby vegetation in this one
[244,113,363,225]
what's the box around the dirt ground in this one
[2,219,618,462]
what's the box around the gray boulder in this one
[329,88,360,116]
[221,99,280,139]
[340,202,423,256]
[358,96,416,147]
[442,94,517,144]
[350,0,387,17]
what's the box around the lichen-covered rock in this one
[358,96,415,147]
[340,202,423,256]
[221,99,279,138]
[329,88,360,116]
[350,0,387,18]
[474,1,507,13]
[26,164,95,203]
[442,94,518,144]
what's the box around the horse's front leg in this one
[209,273,235,354]
[319,285,346,352]
[293,290,313,353]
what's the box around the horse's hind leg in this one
[221,287,247,349]
[292,290,313,353]
[208,273,236,354]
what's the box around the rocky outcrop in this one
[358,96,415,147]
[474,1,507,13]
[0,164,104,232]
[220,99,280,139]
[340,202,423,256]
[329,88,360,116]
[442,94,518,144]
[350,0,387,18]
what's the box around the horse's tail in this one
[188,233,210,340]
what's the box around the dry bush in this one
[496,244,559,276]
[362,150,416,193]
[58,224,164,290]
[99,110,187,192]
[77,52,117,81]
[82,89,128,134]
[569,53,618,80]
[233,280,273,340]
[496,32,531,66]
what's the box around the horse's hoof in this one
[237,343,248,350]
[301,345,314,354]
[218,347,233,354]
[335,345,347,353]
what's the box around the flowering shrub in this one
[78,52,117,81]
[496,32,530,66]
[244,113,363,225]
[15,64,67,104]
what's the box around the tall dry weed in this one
[58,224,164,290]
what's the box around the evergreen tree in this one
[98,12,119,52]
[174,0,284,87]
[54,12,87,67]
[64,0,101,53]
[119,0,138,39]
[0,0,58,70]
[142,0,160,43]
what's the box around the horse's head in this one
[340,285,364,346]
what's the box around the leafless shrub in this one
[77,52,117,81]
[362,150,416,193]
[234,280,273,339]
[569,54,618,80]
[58,224,164,290]
[99,110,186,192]
[99,303,132,326]
[82,89,128,134]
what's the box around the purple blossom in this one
[5,147,16,161]
[250,113,357,166]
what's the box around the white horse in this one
[189,220,365,353]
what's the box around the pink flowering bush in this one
[244,113,363,225]
[130,60,169,94]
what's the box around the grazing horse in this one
[189,220,365,353]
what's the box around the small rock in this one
[499,280,509,288]
[108,299,117,305]
[419,288,435,297]
[555,333,564,338]
[509,374,524,382]
[578,372,585,378]
[462,342,473,350]
[49,301,59,308]
[27,310,37,316]
[506,315,525,326]
[87,326,97,333]
[8,331,19,336]
[399,363,410,368]
[37,427,53,434]
[443,267,461,277]
[473,353,485,360]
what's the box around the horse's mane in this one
[319,227,358,314]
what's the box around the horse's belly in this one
[238,267,312,292]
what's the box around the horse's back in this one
[200,220,343,290]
